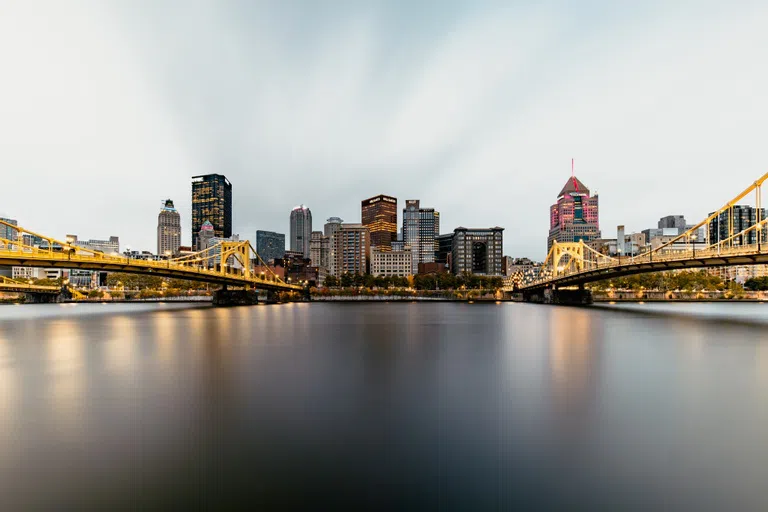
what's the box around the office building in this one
[69,235,120,254]
[290,205,312,259]
[708,205,767,246]
[197,220,216,252]
[402,200,440,274]
[0,217,18,243]
[547,174,600,250]
[658,215,686,231]
[324,217,343,237]
[309,231,325,268]
[451,227,504,276]
[361,194,397,251]
[435,233,455,267]
[255,230,285,265]
[157,199,181,257]
[330,223,369,276]
[371,247,412,277]
[192,174,232,250]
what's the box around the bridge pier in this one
[212,288,260,306]
[24,292,60,304]
[523,287,593,305]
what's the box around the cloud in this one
[2,0,767,259]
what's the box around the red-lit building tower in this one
[547,173,600,251]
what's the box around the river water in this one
[0,302,766,509]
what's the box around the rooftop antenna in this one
[571,158,579,192]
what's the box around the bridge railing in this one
[522,242,768,288]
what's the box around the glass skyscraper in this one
[402,200,439,274]
[192,174,232,250]
[290,205,312,259]
[361,194,397,251]
[256,230,286,265]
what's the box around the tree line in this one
[323,272,504,290]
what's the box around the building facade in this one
[330,224,369,276]
[658,215,686,231]
[402,200,439,274]
[70,235,120,254]
[197,220,216,252]
[547,175,600,250]
[451,227,504,276]
[708,205,767,246]
[192,174,232,250]
[361,194,397,251]
[309,231,324,268]
[0,217,18,243]
[255,230,285,265]
[371,247,412,277]
[290,205,312,259]
[157,199,181,257]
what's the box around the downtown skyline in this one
[2,1,768,259]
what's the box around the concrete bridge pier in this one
[212,288,260,306]
[523,286,593,305]
[24,292,59,304]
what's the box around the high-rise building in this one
[255,230,285,265]
[191,174,232,250]
[402,200,440,274]
[451,227,504,276]
[310,231,324,267]
[290,205,312,259]
[361,194,397,251]
[658,215,686,231]
[197,220,216,252]
[324,217,344,238]
[0,217,18,242]
[157,199,181,257]
[547,174,600,250]
[708,205,767,246]
[330,223,369,276]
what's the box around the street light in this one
[690,233,697,258]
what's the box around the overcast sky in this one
[2,0,767,259]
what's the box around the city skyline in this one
[2,1,768,259]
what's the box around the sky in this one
[1,0,768,260]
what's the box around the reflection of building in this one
[402,200,439,274]
[157,199,181,257]
[290,205,312,259]
[255,230,285,265]
[451,227,504,276]
[192,174,232,250]
[371,247,412,277]
[330,223,369,276]
[548,308,600,419]
[362,194,397,251]
[547,174,600,251]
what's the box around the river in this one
[0,302,766,509]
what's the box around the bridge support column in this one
[212,289,259,306]
[24,292,59,304]
[523,287,593,305]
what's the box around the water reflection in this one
[548,307,602,420]
[45,319,85,437]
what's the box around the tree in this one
[324,275,338,287]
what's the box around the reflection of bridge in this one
[0,276,60,295]
[0,220,302,304]
[508,172,768,303]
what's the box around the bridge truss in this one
[0,220,302,292]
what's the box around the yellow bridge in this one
[0,221,302,296]
[508,171,768,301]
[0,276,61,295]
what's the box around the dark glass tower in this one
[191,174,232,250]
[361,194,397,251]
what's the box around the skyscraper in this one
[0,217,18,242]
[290,205,312,259]
[658,215,686,231]
[708,205,767,246]
[255,230,285,265]
[157,199,181,257]
[547,173,600,250]
[361,194,397,251]
[191,174,232,250]
[330,223,369,276]
[451,227,504,276]
[402,200,439,274]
